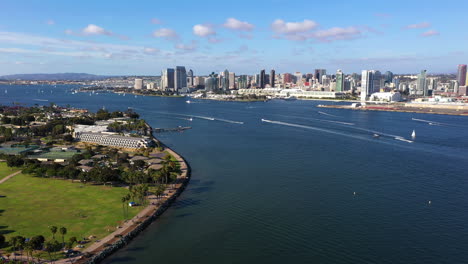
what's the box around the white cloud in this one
[310,27,362,42]
[271,19,318,34]
[175,41,197,51]
[64,24,128,40]
[421,30,440,37]
[223,18,254,31]
[152,28,179,40]
[405,22,431,29]
[0,31,168,60]
[193,24,216,37]
[151,18,162,24]
[143,47,160,54]
[82,24,112,36]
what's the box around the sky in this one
[0,0,467,76]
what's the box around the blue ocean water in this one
[2,85,468,264]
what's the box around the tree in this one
[0,234,4,247]
[68,236,77,249]
[49,226,57,239]
[121,196,127,219]
[29,235,45,250]
[44,240,60,261]
[59,227,67,246]
[63,134,73,142]
[6,155,24,167]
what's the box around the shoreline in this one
[318,104,468,116]
[59,139,191,264]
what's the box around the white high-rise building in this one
[360,70,381,101]
[161,68,174,90]
[134,78,143,89]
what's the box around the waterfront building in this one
[335,70,344,92]
[134,78,143,89]
[260,69,266,88]
[194,76,205,89]
[283,73,292,84]
[294,72,303,84]
[175,66,187,92]
[237,75,248,89]
[229,72,236,89]
[315,69,326,84]
[384,71,393,84]
[161,68,175,90]
[187,69,194,87]
[147,82,155,90]
[457,64,467,86]
[370,91,402,102]
[205,73,219,92]
[270,69,276,88]
[417,70,428,96]
[361,70,382,101]
[75,132,152,149]
[221,69,229,91]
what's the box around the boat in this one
[411,130,416,138]
[189,118,193,121]
[373,133,380,138]
[186,100,191,104]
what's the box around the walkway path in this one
[0,170,21,184]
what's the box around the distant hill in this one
[0,73,110,81]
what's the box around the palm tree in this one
[49,226,57,240]
[44,241,54,262]
[24,242,33,262]
[121,196,127,219]
[59,227,67,246]
[124,193,131,218]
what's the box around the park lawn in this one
[0,162,20,181]
[0,173,140,243]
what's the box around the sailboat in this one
[411,130,416,138]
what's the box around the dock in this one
[153,126,192,133]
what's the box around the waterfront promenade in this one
[55,147,190,264]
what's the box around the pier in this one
[153,126,192,133]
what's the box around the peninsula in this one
[0,104,190,263]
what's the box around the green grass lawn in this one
[0,162,20,181]
[0,173,139,243]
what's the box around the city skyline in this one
[0,0,467,75]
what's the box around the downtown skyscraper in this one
[161,68,175,90]
[270,69,276,88]
[361,70,381,101]
[259,69,266,88]
[174,66,187,92]
[335,70,344,92]
[417,70,428,96]
[457,64,467,86]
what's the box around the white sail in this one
[411,130,416,138]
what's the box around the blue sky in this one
[0,0,467,75]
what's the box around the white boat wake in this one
[261,119,414,144]
[412,118,443,126]
[152,111,243,124]
[318,111,339,118]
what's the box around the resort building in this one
[75,132,152,149]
